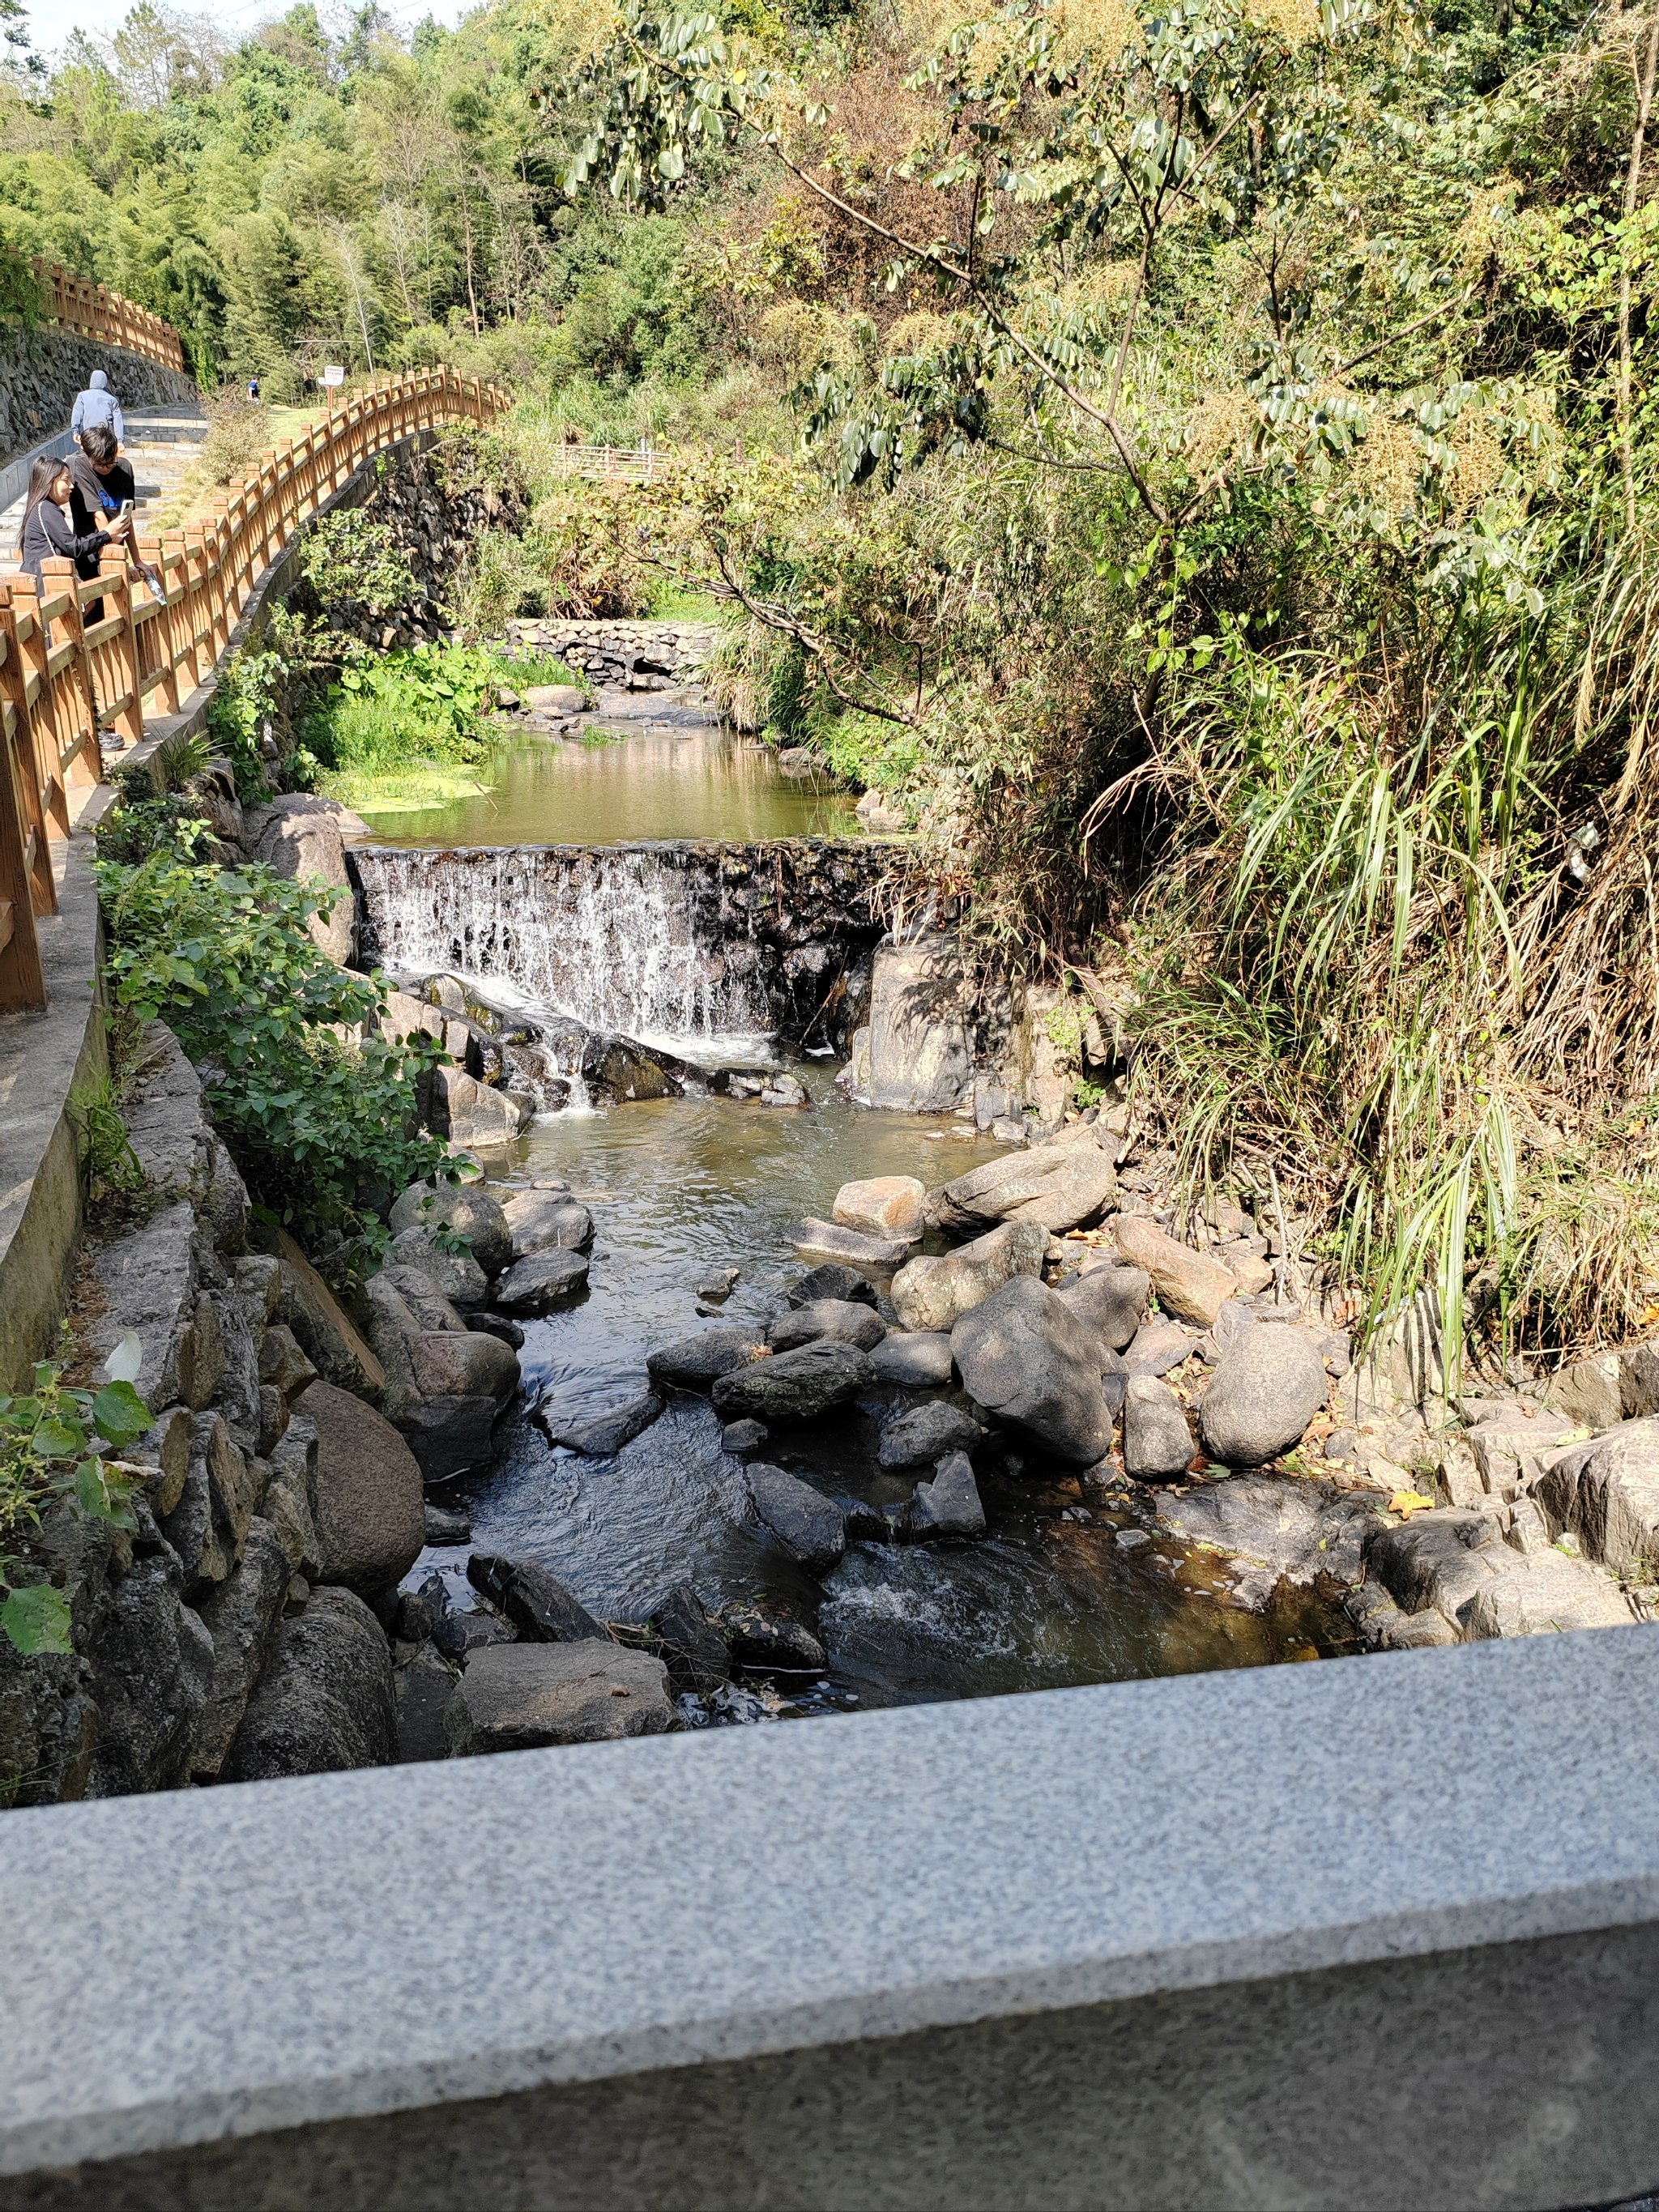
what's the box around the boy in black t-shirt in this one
[70,423,160,600]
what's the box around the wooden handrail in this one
[27,260,186,375]
[0,367,510,1012]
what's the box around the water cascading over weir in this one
[352,839,894,1052]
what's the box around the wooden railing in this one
[0,366,506,1013]
[30,262,186,374]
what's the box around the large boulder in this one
[535,1388,663,1456]
[1114,1217,1237,1328]
[430,1066,532,1149]
[389,1182,514,1278]
[768,1300,886,1353]
[870,1330,955,1388]
[582,1033,688,1105]
[387,1225,489,1308]
[224,1588,396,1779]
[949,1276,1115,1466]
[492,1249,591,1314]
[82,1551,214,1796]
[744,1464,847,1572]
[856,936,972,1112]
[275,1230,386,1400]
[1162,1480,1387,1603]
[786,1264,879,1308]
[710,1340,875,1424]
[243,795,358,963]
[889,1218,1047,1333]
[446,1643,676,1754]
[1534,1418,1659,1575]
[925,1128,1117,1237]
[649,1585,731,1694]
[1197,1328,1329,1467]
[500,1188,595,1258]
[647,1326,768,1390]
[877,1400,987,1468]
[833,1176,925,1239]
[466,1554,608,1642]
[792,1218,918,1269]
[1122,1376,1196,1482]
[297,1380,425,1595]
[1058,1263,1148,1353]
[909,1451,986,1541]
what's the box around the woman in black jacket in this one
[16,454,129,587]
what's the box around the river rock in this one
[244,795,356,963]
[870,1330,955,1387]
[524,683,586,713]
[583,1033,686,1103]
[466,1554,608,1643]
[786,1264,879,1308]
[501,1188,595,1257]
[1058,1263,1148,1353]
[792,1218,918,1269]
[1124,1317,1201,1377]
[877,1400,987,1468]
[925,1129,1117,1237]
[467,1311,526,1349]
[1123,1377,1196,1481]
[768,1300,887,1353]
[890,1218,1047,1333]
[718,1598,827,1673]
[389,1182,513,1278]
[275,1230,386,1400]
[761,1072,809,1107]
[1534,1417,1659,1575]
[387,1225,490,1308]
[297,1380,425,1596]
[721,1418,768,1455]
[745,1463,847,1571]
[431,1066,532,1148]
[1198,1327,1329,1466]
[1162,1479,1387,1602]
[909,1451,987,1540]
[950,1277,1115,1465]
[493,1249,591,1314]
[833,1176,926,1238]
[1114,1217,1236,1327]
[424,1503,472,1545]
[646,1326,768,1389]
[711,1340,875,1423]
[446,1643,675,1755]
[394,1643,458,1762]
[535,1389,663,1456]
[857,936,971,1111]
[224,1588,396,1780]
[649,1584,731,1694]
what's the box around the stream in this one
[373,680,1355,1718]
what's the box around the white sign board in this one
[321,364,346,388]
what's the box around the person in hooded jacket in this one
[70,368,126,446]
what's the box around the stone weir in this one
[352,838,894,1049]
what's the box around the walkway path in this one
[0,407,208,569]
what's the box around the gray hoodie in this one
[70,369,125,444]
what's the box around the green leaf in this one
[32,1417,84,1460]
[1,1584,73,1656]
[91,1382,151,1448]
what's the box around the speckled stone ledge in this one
[2,1630,1659,2207]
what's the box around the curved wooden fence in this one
[0,366,507,1013]
[31,261,186,373]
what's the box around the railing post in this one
[0,586,56,918]
[98,549,145,751]
[0,655,46,1012]
[138,533,181,715]
[6,574,70,845]
[40,559,98,796]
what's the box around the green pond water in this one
[357,721,859,848]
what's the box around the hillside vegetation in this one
[9,0,1659,1364]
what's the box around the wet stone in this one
[721,1418,769,1456]
[718,1598,827,1675]
[786,1264,880,1308]
[535,1390,664,1457]
[466,1554,608,1643]
[768,1299,886,1354]
[877,1400,987,1469]
[744,1463,847,1573]
[870,1330,955,1388]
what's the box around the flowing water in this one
[378,708,1355,1715]
[413,1084,1354,1714]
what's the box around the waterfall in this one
[354,845,771,1050]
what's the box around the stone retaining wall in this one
[0,326,198,464]
[506,616,720,686]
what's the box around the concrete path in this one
[0,407,207,569]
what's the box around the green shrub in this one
[95,850,450,1255]
[300,510,419,620]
